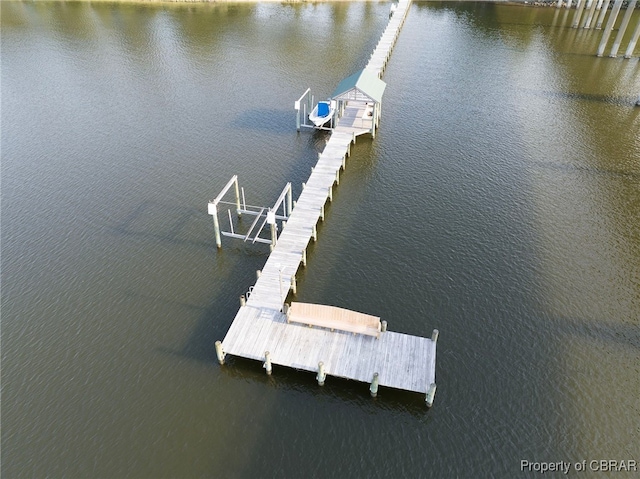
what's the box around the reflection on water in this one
[2,2,639,478]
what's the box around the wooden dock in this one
[214,0,438,405]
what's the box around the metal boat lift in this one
[295,88,338,132]
[208,175,293,249]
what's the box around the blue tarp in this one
[317,102,330,117]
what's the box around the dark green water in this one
[2,1,639,477]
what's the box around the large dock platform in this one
[212,0,438,405]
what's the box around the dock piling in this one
[597,0,623,56]
[381,320,387,332]
[610,0,638,57]
[426,383,437,408]
[624,18,640,58]
[431,329,439,343]
[370,372,380,397]
[264,351,272,375]
[240,295,246,307]
[215,341,225,365]
[317,361,326,386]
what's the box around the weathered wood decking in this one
[217,1,438,403]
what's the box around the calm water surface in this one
[2,1,639,477]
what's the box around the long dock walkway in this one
[216,0,438,405]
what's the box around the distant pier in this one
[210,0,438,406]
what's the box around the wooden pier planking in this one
[218,0,438,401]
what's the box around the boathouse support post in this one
[371,103,377,138]
[264,351,272,375]
[597,0,624,56]
[624,18,640,58]
[370,373,379,397]
[317,362,326,386]
[426,383,437,408]
[583,0,599,28]
[596,0,612,29]
[610,0,638,57]
[572,0,587,28]
[215,341,225,365]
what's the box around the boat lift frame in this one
[208,175,293,249]
[295,88,338,132]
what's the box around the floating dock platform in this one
[211,0,438,406]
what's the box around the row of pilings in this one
[552,0,640,58]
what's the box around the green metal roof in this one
[331,69,386,104]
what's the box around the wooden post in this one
[317,361,326,386]
[426,383,437,407]
[240,295,246,307]
[335,169,340,185]
[370,372,379,397]
[256,270,262,279]
[290,275,297,295]
[320,205,325,221]
[431,329,439,343]
[286,185,293,216]
[302,248,307,267]
[312,224,317,241]
[610,0,637,57]
[381,320,387,332]
[263,351,272,375]
[328,186,333,202]
[215,341,225,365]
[624,18,640,58]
